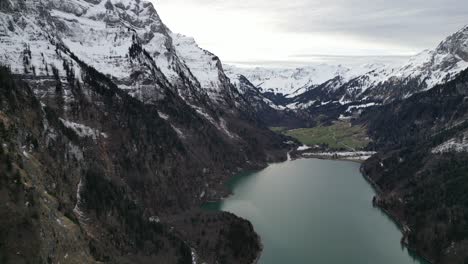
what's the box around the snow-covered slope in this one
[225,64,384,98]
[172,33,230,101]
[396,25,468,90]
[225,62,390,112]
[0,0,235,107]
[432,135,468,154]
[0,0,254,145]
[332,25,468,103]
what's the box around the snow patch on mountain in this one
[346,102,379,113]
[432,135,468,154]
[60,118,106,140]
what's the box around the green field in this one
[271,122,370,150]
[270,127,288,133]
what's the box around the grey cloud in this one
[265,0,468,48]
[157,0,468,50]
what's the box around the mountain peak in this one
[436,25,468,60]
[460,24,468,32]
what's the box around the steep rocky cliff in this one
[0,0,291,263]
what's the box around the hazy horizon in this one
[224,54,411,68]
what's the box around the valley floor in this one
[271,121,370,151]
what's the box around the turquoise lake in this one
[204,158,429,264]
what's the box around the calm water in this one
[204,158,428,264]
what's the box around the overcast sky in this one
[153,0,468,67]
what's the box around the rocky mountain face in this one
[359,68,468,264]
[227,26,468,127]
[0,0,290,263]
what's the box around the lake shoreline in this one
[360,168,435,264]
[292,149,377,164]
[298,154,366,164]
[207,155,429,264]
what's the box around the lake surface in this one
[204,158,428,264]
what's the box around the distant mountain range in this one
[227,25,468,125]
[225,63,389,99]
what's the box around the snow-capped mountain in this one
[0,0,287,188]
[0,0,236,109]
[226,25,468,124]
[224,63,386,98]
[337,25,468,103]
[0,1,288,263]
[0,0,272,151]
